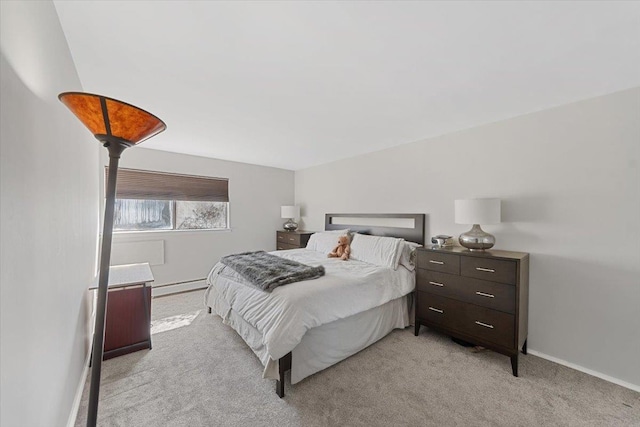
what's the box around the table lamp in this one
[455,198,501,251]
[281,205,300,231]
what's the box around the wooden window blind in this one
[106,168,229,202]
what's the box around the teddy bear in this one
[328,235,351,260]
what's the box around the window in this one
[108,168,229,232]
[115,199,173,231]
[175,201,228,230]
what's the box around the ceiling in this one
[54,1,640,170]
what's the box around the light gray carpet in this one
[74,290,639,426]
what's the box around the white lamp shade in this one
[281,205,300,219]
[455,198,501,224]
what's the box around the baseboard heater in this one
[152,278,207,297]
[153,278,206,288]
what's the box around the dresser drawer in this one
[456,302,515,349]
[417,251,460,275]
[417,293,514,349]
[461,256,516,285]
[416,269,456,296]
[416,291,458,327]
[417,270,515,314]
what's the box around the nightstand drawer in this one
[417,270,515,314]
[276,242,298,251]
[276,231,313,250]
[461,256,516,285]
[456,302,515,349]
[277,232,301,245]
[416,251,460,275]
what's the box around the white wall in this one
[295,88,640,389]
[107,148,294,289]
[0,2,99,426]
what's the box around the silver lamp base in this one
[459,224,495,251]
[283,219,298,231]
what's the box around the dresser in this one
[276,230,314,250]
[414,246,529,376]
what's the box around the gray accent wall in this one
[1,1,99,426]
[295,87,640,389]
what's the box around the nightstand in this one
[414,246,529,376]
[276,230,314,250]
[89,263,154,360]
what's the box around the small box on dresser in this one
[414,246,529,376]
[276,230,314,250]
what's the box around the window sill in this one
[113,228,232,236]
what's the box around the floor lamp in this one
[59,92,166,427]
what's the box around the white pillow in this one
[396,241,422,271]
[349,234,403,269]
[306,231,349,254]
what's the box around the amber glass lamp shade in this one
[58,92,166,146]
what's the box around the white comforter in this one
[205,248,414,361]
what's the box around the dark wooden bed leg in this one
[414,322,420,336]
[276,352,292,398]
[521,338,527,355]
[511,354,519,377]
[276,377,285,398]
[208,307,212,314]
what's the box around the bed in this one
[205,213,425,397]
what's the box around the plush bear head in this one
[336,235,349,246]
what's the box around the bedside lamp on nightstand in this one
[281,205,300,231]
[455,198,501,251]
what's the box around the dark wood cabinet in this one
[415,246,529,376]
[276,230,313,250]
[91,263,154,361]
[104,285,152,360]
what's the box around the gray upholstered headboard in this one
[325,213,425,245]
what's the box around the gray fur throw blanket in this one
[220,251,325,292]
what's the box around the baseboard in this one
[527,349,639,392]
[66,349,91,427]
[152,279,207,297]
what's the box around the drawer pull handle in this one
[475,321,494,329]
[476,267,495,273]
[429,281,444,287]
[428,307,444,314]
[289,238,295,241]
[429,260,445,265]
[475,291,495,298]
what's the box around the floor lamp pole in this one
[87,141,127,427]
